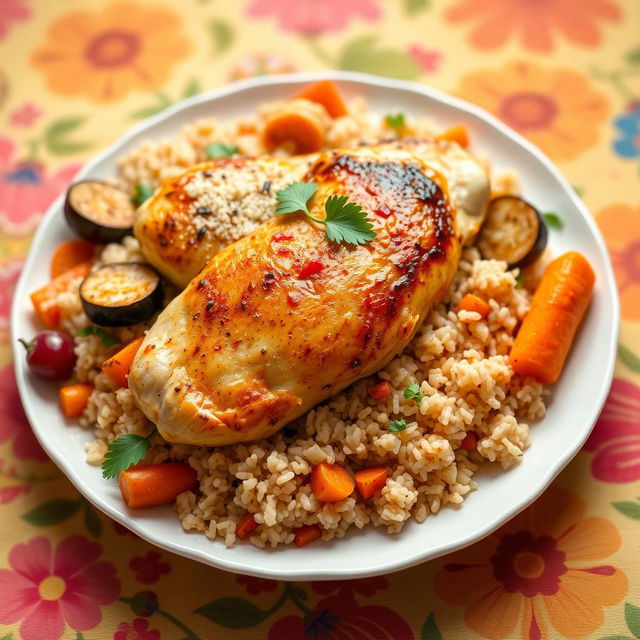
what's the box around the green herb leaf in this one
[385,112,406,131]
[543,212,564,229]
[403,383,424,403]
[22,498,82,526]
[101,431,156,479]
[206,142,238,159]
[133,183,154,206]
[77,326,119,348]
[387,418,407,432]
[274,181,317,216]
[324,195,376,246]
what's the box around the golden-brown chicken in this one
[134,139,489,287]
[129,143,489,446]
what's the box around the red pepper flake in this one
[277,246,291,256]
[298,260,324,279]
[272,233,294,243]
[460,431,478,451]
[374,206,392,219]
[369,381,392,401]
[287,292,300,307]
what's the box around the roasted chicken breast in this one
[134,139,489,287]
[129,143,489,446]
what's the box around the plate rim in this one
[11,70,620,580]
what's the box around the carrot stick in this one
[102,337,144,388]
[460,431,478,451]
[59,383,94,418]
[236,513,259,540]
[295,80,348,118]
[294,524,322,548]
[354,466,388,499]
[510,251,595,384]
[369,381,393,401]
[438,124,470,148]
[118,463,197,509]
[263,111,325,154]
[456,293,491,319]
[310,461,354,503]
[51,240,96,279]
[30,261,92,328]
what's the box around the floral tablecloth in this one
[1,1,639,638]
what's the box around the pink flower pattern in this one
[0,258,23,333]
[9,102,42,128]
[0,0,30,39]
[129,552,171,585]
[408,44,442,73]
[0,136,80,235]
[113,618,160,640]
[237,574,279,595]
[246,0,380,34]
[583,378,640,483]
[0,535,120,640]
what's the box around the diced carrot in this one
[118,462,197,509]
[59,383,94,418]
[294,524,322,548]
[102,337,144,388]
[354,466,388,499]
[438,124,470,148]
[310,461,355,503]
[369,381,393,401]
[263,111,325,154]
[510,252,595,385]
[30,261,92,328]
[456,293,491,319]
[237,513,259,540]
[295,80,348,118]
[51,240,96,279]
[460,431,478,451]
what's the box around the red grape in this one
[19,331,77,380]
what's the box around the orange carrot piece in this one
[294,524,322,548]
[460,431,478,451]
[59,383,94,418]
[102,337,144,388]
[295,80,348,118]
[237,513,259,540]
[118,463,197,509]
[438,124,470,148]
[456,293,491,319]
[310,461,355,503]
[354,466,388,499]
[30,261,92,328]
[510,252,595,385]
[369,381,393,401]
[263,112,325,154]
[51,240,96,279]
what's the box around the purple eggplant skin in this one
[79,263,163,328]
[64,181,136,244]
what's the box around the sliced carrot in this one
[237,513,259,540]
[456,293,491,319]
[510,252,595,385]
[354,466,388,499]
[59,383,94,418]
[263,111,325,154]
[102,337,144,388]
[310,461,355,503]
[51,240,96,279]
[369,380,393,401]
[30,261,92,328]
[118,463,197,509]
[294,524,322,548]
[460,431,478,451]
[295,80,348,118]
[438,124,470,148]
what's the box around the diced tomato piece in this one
[298,261,324,279]
[369,381,393,401]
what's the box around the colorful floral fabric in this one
[1,1,639,638]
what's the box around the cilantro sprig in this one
[77,326,120,348]
[274,181,376,246]
[101,429,157,479]
[403,383,424,404]
[387,418,407,433]
[543,212,564,229]
[133,183,154,206]
[385,112,406,133]
[206,142,239,159]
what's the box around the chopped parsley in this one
[543,212,564,229]
[132,183,154,206]
[77,326,120,347]
[403,383,424,404]
[387,418,407,433]
[385,112,406,132]
[101,429,157,479]
[274,181,376,246]
[206,142,239,159]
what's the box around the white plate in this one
[11,71,619,581]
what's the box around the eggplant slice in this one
[65,181,137,243]
[477,196,548,268]
[80,263,163,327]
